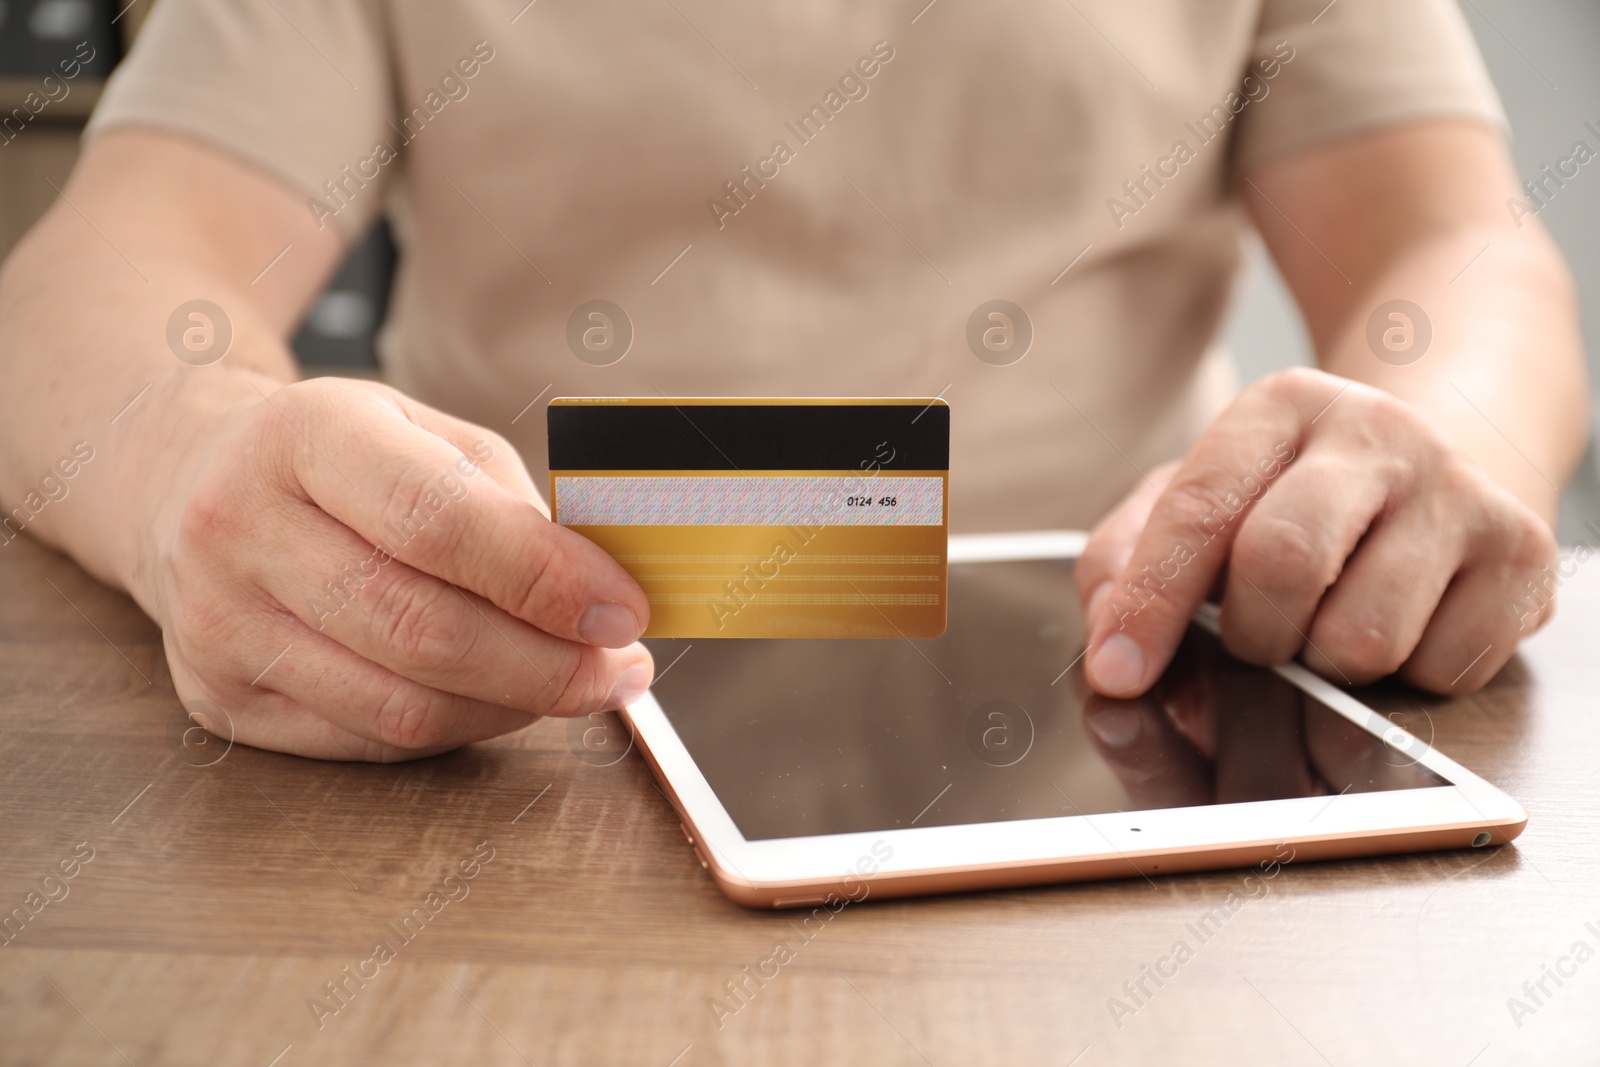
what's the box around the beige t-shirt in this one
[88,0,1501,531]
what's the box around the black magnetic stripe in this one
[547,403,949,471]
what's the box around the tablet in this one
[623,531,1527,908]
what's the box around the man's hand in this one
[1074,120,1589,700]
[143,377,653,761]
[1076,367,1558,698]
[0,129,655,762]
[142,375,656,758]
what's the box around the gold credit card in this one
[548,397,949,639]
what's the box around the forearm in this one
[0,217,295,607]
[1243,121,1589,527]
[1316,223,1588,525]
[0,130,343,613]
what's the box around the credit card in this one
[548,398,949,639]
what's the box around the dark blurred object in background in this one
[0,0,119,76]
[290,221,397,372]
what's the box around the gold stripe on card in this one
[613,554,942,565]
[561,519,947,638]
[647,593,941,606]
[642,574,938,582]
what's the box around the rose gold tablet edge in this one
[623,705,1526,910]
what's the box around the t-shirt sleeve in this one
[1233,0,1506,172]
[84,0,395,238]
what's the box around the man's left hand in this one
[1076,367,1559,697]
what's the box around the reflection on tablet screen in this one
[645,559,1448,842]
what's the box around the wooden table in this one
[2,532,1597,1066]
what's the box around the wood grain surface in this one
[1,531,1597,1066]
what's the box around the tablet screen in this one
[645,558,1449,842]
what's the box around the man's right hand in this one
[144,376,653,761]
[1,129,652,761]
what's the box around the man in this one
[0,0,1585,760]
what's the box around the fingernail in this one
[605,662,652,710]
[1088,632,1146,694]
[1086,581,1111,625]
[579,602,641,647]
[1087,706,1143,748]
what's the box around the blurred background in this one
[2,0,1594,540]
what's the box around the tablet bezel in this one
[623,530,1528,908]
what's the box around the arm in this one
[0,128,334,592]
[0,129,653,760]
[1077,119,1586,697]
[1245,118,1586,522]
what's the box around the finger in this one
[1076,462,1176,613]
[166,615,542,756]
[1297,504,1465,686]
[266,382,649,647]
[1082,693,1212,809]
[233,619,563,752]
[168,648,406,762]
[386,394,548,512]
[1393,570,1521,693]
[194,685,464,762]
[1218,453,1388,665]
[1398,510,1556,692]
[1085,373,1331,696]
[249,502,653,716]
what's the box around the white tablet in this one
[623,531,1527,908]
